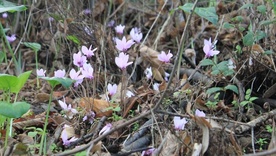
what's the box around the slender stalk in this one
[39,87,54,155]
[35,51,39,88]
[120,69,127,114]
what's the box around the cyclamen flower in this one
[144,67,152,80]
[126,90,135,97]
[2,12,8,18]
[141,148,156,156]
[58,100,78,119]
[83,111,95,124]
[173,116,188,130]
[107,83,117,96]
[6,34,16,43]
[115,37,135,52]
[107,20,115,27]
[81,63,94,79]
[158,51,173,63]
[81,45,97,58]
[164,72,170,82]
[153,83,160,91]
[36,68,46,77]
[195,109,206,117]
[130,27,143,43]
[83,9,91,15]
[115,52,133,70]
[99,123,112,135]
[73,51,87,67]
[61,130,78,146]
[203,38,220,58]
[54,69,66,78]
[69,69,84,87]
[115,24,125,34]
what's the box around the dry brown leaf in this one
[194,116,211,155]
[160,131,189,156]
[90,141,102,154]
[152,67,164,81]
[159,81,167,92]
[180,74,190,91]
[78,98,115,117]
[139,45,166,75]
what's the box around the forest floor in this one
[1,0,276,155]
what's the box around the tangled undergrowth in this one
[1,0,276,155]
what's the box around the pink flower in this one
[158,51,173,63]
[61,130,78,146]
[73,51,87,67]
[58,100,78,119]
[99,123,112,135]
[81,63,94,79]
[115,52,133,70]
[69,69,84,87]
[83,111,95,124]
[83,9,91,15]
[54,69,66,78]
[130,27,143,43]
[81,45,97,58]
[141,148,155,156]
[115,37,135,52]
[144,67,152,80]
[173,116,188,130]
[2,12,8,18]
[203,38,220,58]
[107,83,117,96]
[107,20,115,27]
[114,24,125,34]
[36,68,46,77]
[6,34,16,43]
[195,109,206,117]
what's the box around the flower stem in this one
[39,87,54,155]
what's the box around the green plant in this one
[256,138,268,150]
[38,76,73,155]
[22,42,41,88]
[0,71,31,149]
[265,125,273,133]
[132,122,140,131]
[240,89,258,108]
[206,92,220,109]
[201,56,235,76]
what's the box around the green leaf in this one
[255,31,267,42]
[0,1,27,13]
[206,87,223,95]
[223,22,235,29]
[13,71,32,93]
[264,50,273,55]
[243,31,254,46]
[0,74,18,92]
[179,3,218,25]
[0,101,30,118]
[257,5,266,14]
[22,42,41,52]
[239,3,253,10]
[225,85,238,94]
[259,19,276,26]
[67,35,81,45]
[240,101,249,106]
[41,77,74,88]
[200,59,214,66]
